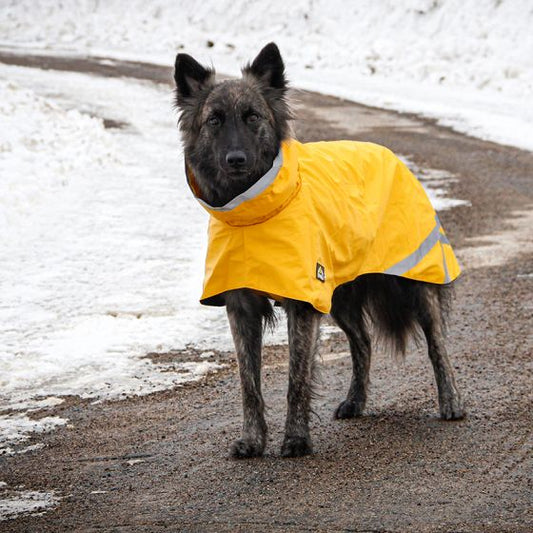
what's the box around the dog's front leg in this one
[226,289,269,458]
[282,299,322,457]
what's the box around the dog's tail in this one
[262,298,277,333]
[358,274,453,358]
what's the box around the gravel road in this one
[1,51,531,532]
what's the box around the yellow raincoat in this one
[187,139,460,313]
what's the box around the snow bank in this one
[1,0,532,150]
[0,67,228,453]
[0,79,116,235]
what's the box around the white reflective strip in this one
[196,148,283,212]
[385,215,442,276]
[440,241,451,283]
[435,214,450,245]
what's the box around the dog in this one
[173,42,464,458]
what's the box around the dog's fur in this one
[173,43,464,458]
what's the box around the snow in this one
[457,209,533,269]
[0,65,229,453]
[0,485,60,521]
[0,0,531,150]
[0,414,67,456]
[6,397,65,412]
[400,157,470,211]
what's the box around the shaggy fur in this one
[173,42,464,458]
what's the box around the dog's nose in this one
[226,150,247,167]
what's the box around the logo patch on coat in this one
[316,262,326,282]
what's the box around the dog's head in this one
[174,43,292,206]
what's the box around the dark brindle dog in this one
[173,43,464,458]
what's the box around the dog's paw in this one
[439,395,466,420]
[333,399,364,419]
[230,438,264,459]
[280,436,313,458]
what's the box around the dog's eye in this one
[207,115,221,127]
[246,113,260,124]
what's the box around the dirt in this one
[1,51,532,532]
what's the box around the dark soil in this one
[1,50,531,532]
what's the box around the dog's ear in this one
[174,53,215,105]
[243,42,287,91]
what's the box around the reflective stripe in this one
[435,214,450,245]
[196,148,283,212]
[436,215,451,281]
[385,215,444,276]
[440,241,451,283]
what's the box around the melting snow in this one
[0,486,60,522]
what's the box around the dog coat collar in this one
[190,139,461,313]
[186,140,301,226]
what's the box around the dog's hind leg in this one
[418,286,465,420]
[330,284,371,419]
[281,299,322,457]
[226,289,272,458]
